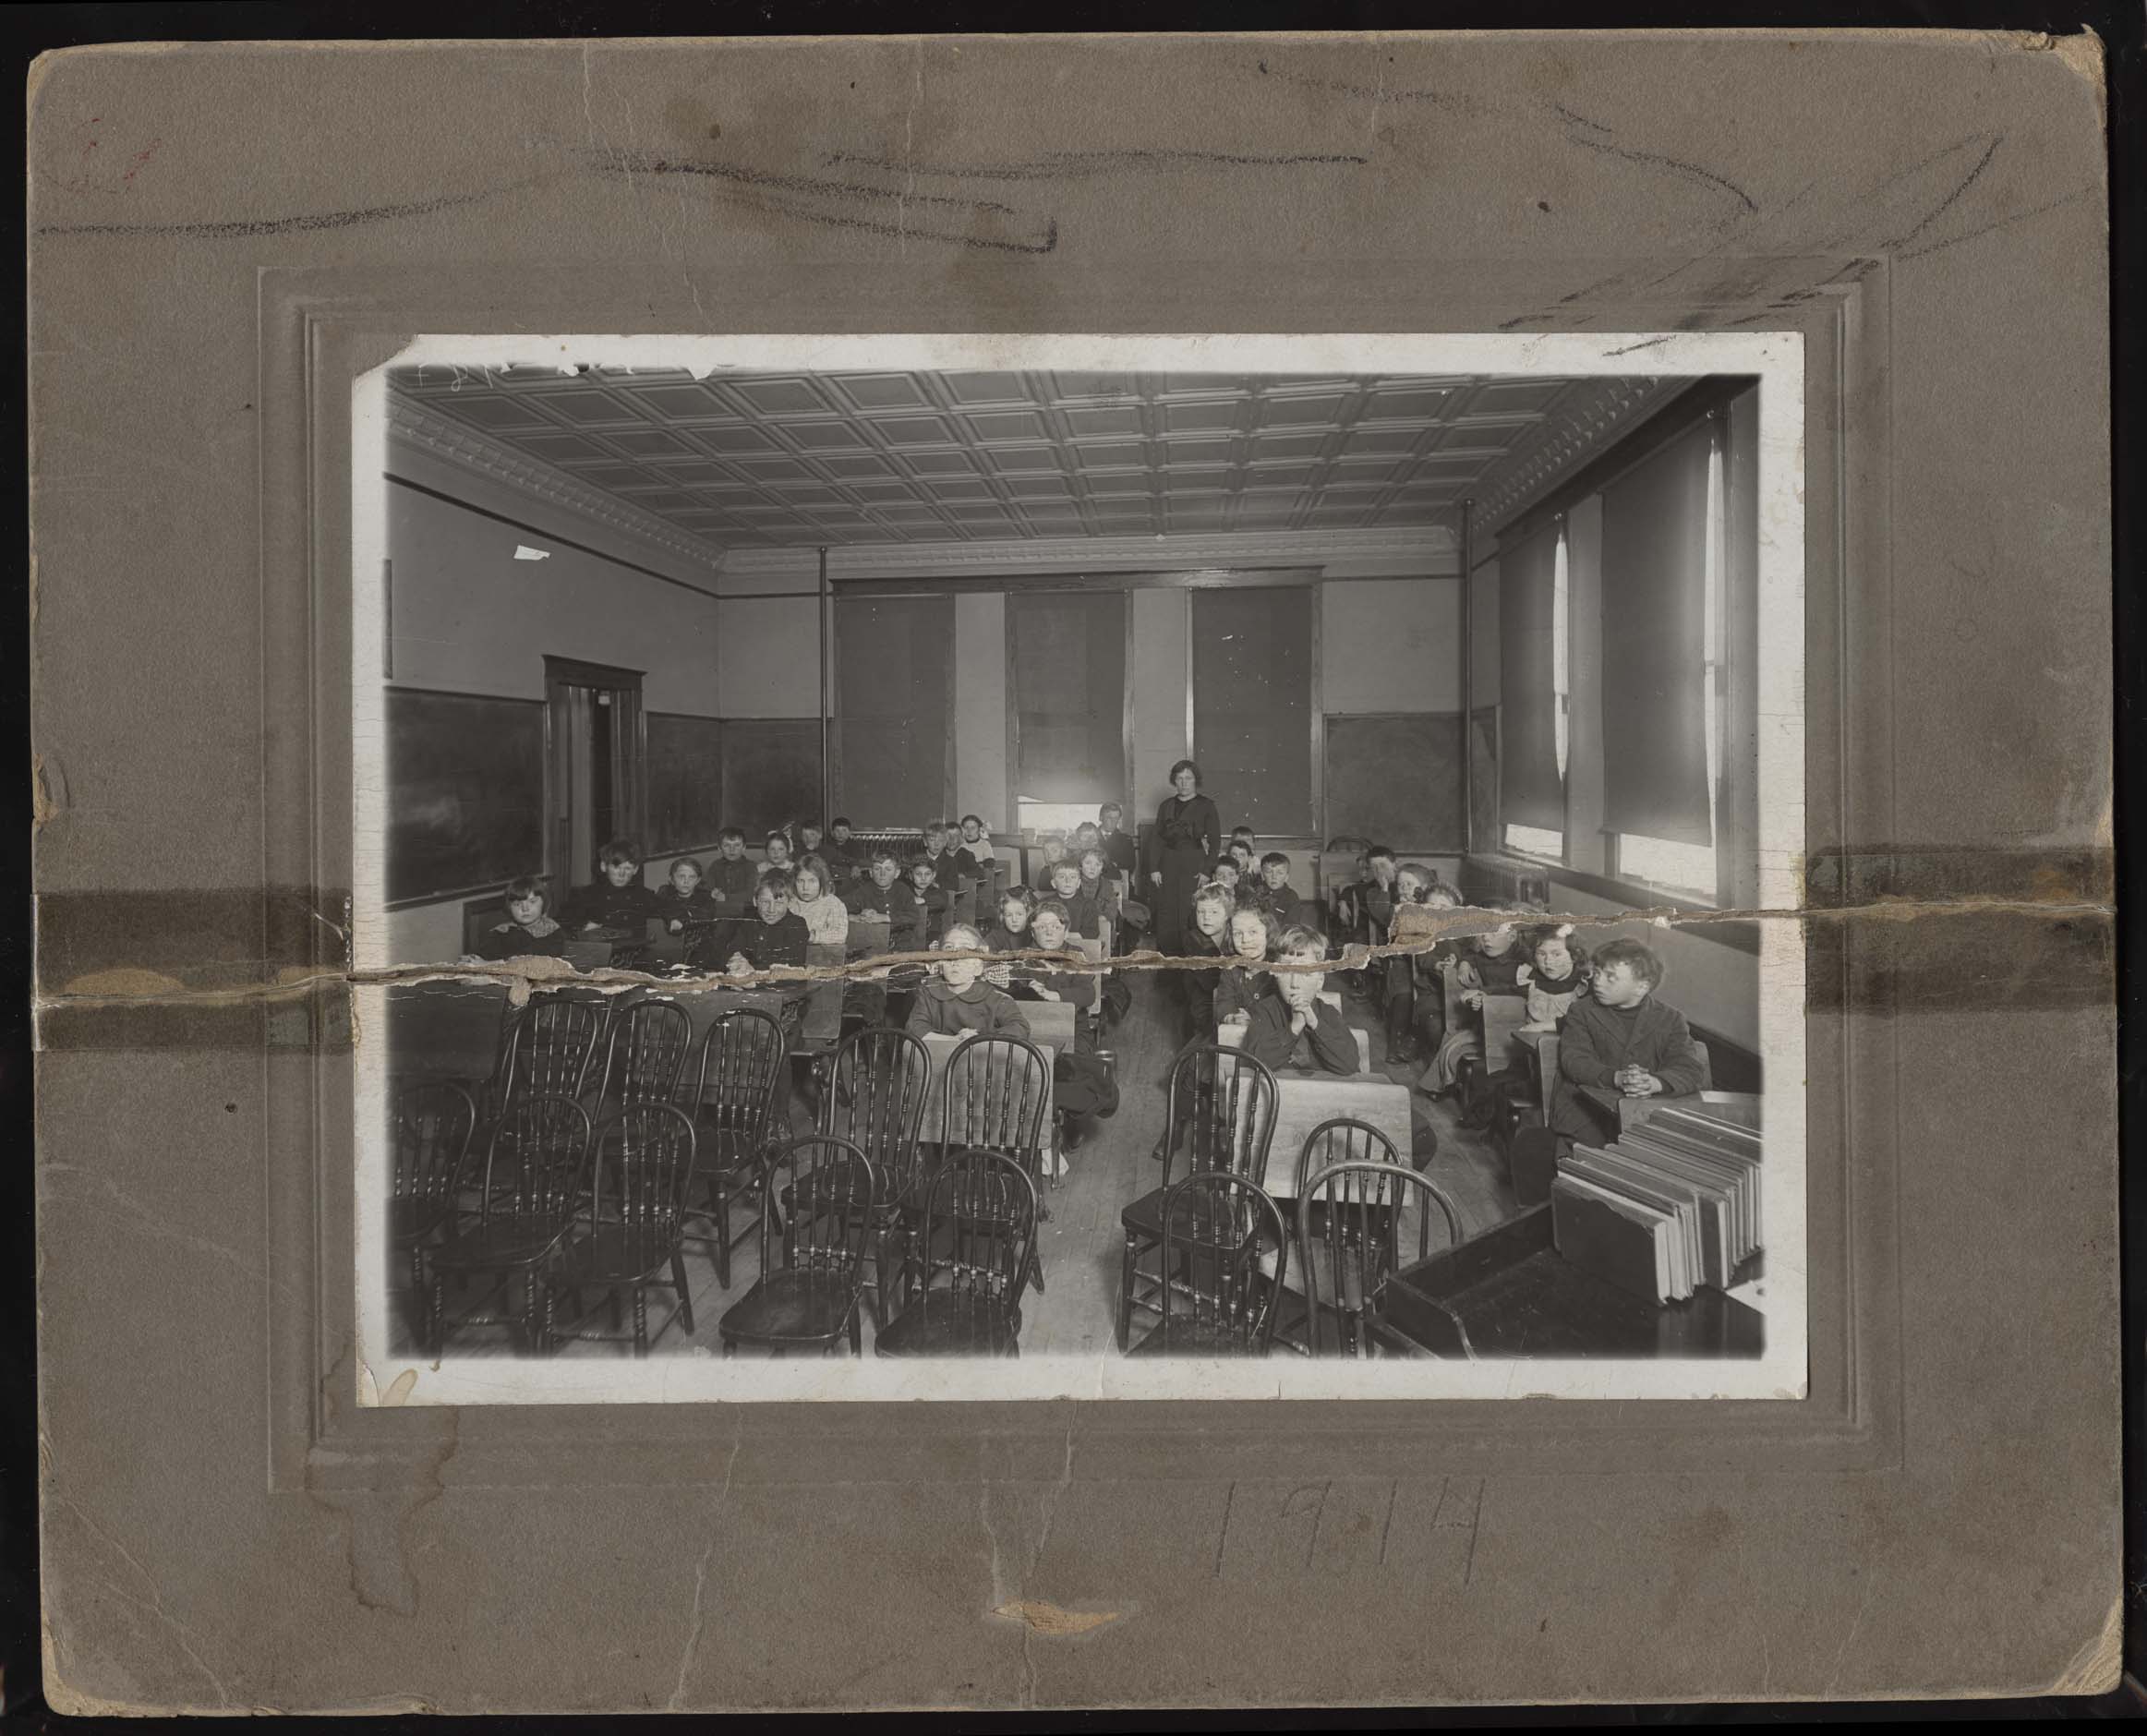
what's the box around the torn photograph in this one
[351,332,1803,1404]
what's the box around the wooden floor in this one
[399,970,1521,1361]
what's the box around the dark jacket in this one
[703,910,811,978]
[905,979,1032,1040]
[562,879,662,934]
[704,856,761,915]
[1212,958,1267,1026]
[843,877,897,919]
[473,920,570,961]
[1100,831,1138,877]
[1549,994,1707,1141]
[888,880,947,951]
[1254,880,1300,925]
[1239,988,1360,1076]
[653,884,717,932]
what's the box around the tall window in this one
[1190,586,1315,837]
[832,593,954,826]
[1500,517,1565,861]
[1603,416,1724,901]
[1008,589,1128,826]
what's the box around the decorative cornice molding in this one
[384,392,729,575]
[1473,379,1688,534]
[718,523,1461,585]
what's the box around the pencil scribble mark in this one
[825,147,1370,182]
[35,183,523,239]
[1552,102,1614,135]
[1253,58,1491,117]
[1897,184,2094,260]
[1212,1480,1235,1578]
[1378,1480,1398,1566]
[582,150,1057,256]
[1564,134,1757,213]
[1884,134,2002,250]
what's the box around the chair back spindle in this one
[940,1034,1050,1187]
[759,1134,881,1281]
[599,999,693,1113]
[1158,1171,1287,1353]
[391,1081,476,1212]
[1164,1044,1279,1189]
[819,1027,929,1199]
[477,1092,595,1237]
[589,1102,699,1274]
[1296,1158,1466,1356]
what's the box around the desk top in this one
[1377,1204,1765,1359]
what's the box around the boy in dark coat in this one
[1238,926,1360,1076]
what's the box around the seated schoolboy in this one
[1069,820,1104,867]
[1212,905,1276,1029]
[1043,857,1102,939]
[1229,825,1257,859]
[888,853,948,953]
[1239,926,1361,1076]
[1393,867,1463,1062]
[1506,938,1707,1206]
[1356,845,1400,941]
[1096,802,1139,879]
[1419,911,1528,1102]
[955,814,997,885]
[820,815,862,881]
[464,875,571,962]
[561,838,663,967]
[796,820,830,872]
[981,884,1038,967]
[1181,883,1234,1037]
[1031,831,1070,892]
[760,830,794,881]
[702,870,811,988]
[653,854,716,935]
[905,923,1031,1041]
[1209,855,1247,906]
[844,847,901,919]
[1021,899,1121,1151]
[1226,838,1257,881]
[787,855,851,947]
[706,827,760,916]
[1255,850,1300,924]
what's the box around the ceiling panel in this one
[392,365,1679,554]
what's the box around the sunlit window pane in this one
[1016,798,1104,838]
[1617,833,1715,898]
[1505,823,1564,861]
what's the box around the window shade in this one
[1190,586,1314,836]
[1498,521,1563,832]
[832,594,952,825]
[1008,590,1126,804]
[1599,419,1715,847]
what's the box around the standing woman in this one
[1145,758,1222,954]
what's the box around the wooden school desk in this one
[1216,1021,1414,1200]
[1372,1203,1766,1360]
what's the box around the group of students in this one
[464,800,1710,1181]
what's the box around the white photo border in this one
[351,332,1805,1406]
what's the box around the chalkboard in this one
[386,689,545,903]
[646,712,725,853]
[1321,713,1464,850]
[1192,587,1315,835]
[721,718,825,840]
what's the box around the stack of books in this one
[1550,1107,1763,1304]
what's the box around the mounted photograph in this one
[350,332,1803,1404]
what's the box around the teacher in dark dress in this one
[1144,758,1222,954]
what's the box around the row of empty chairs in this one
[392,994,1467,1359]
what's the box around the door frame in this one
[542,655,647,899]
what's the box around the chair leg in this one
[713,1177,732,1290]
[1116,1234,1135,1351]
[428,1272,445,1358]
[849,1301,862,1356]
[633,1287,649,1357]
[608,1287,623,1332]
[671,1250,695,1336]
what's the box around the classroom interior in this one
[378,363,1766,1362]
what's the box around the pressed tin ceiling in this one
[390,365,1676,557]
